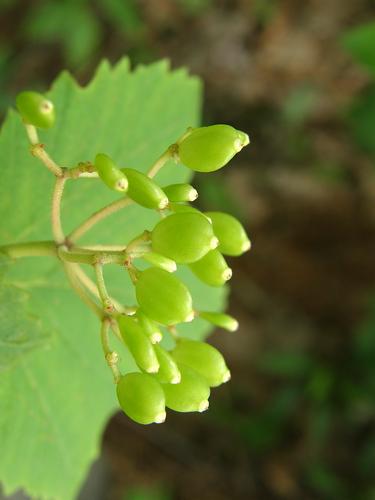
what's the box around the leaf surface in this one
[0,59,225,500]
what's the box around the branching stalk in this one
[58,247,126,265]
[51,176,67,244]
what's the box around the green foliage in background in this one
[343,21,375,158]
[0,59,225,500]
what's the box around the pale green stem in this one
[65,161,98,179]
[25,124,39,145]
[58,247,126,265]
[94,262,114,312]
[72,264,133,314]
[101,317,121,383]
[0,241,57,259]
[30,143,63,177]
[51,176,67,244]
[146,147,174,178]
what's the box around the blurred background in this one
[1,0,375,499]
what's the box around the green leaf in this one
[0,59,225,500]
[0,254,50,373]
[342,21,375,75]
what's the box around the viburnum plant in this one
[0,59,250,499]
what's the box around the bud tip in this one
[184,311,195,323]
[158,197,169,210]
[198,400,209,412]
[151,332,162,344]
[188,188,199,201]
[229,320,239,332]
[154,411,167,423]
[223,268,233,281]
[167,261,177,273]
[41,100,53,113]
[116,178,128,192]
[147,362,160,374]
[222,369,231,383]
[242,239,251,252]
[210,236,219,249]
[171,373,181,384]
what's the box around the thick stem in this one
[0,241,57,259]
[58,247,126,265]
[94,263,114,312]
[65,161,98,179]
[51,176,67,244]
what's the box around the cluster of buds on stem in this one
[16,90,251,425]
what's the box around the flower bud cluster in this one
[108,125,251,424]
[14,90,251,426]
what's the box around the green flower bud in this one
[153,344,181,384]
[189,249,232,287]
[178,124,250,172]
[152,213,218,264]
[118,315,159,373]
[95,153,128,192]
[172,339,230,387]
[163,183,198,203]
[205,211,250,256]
[117,373,166,424]
[121,168,168,209]
[141,251,177,273]
[199,311,239,332]
[16,91,55,129]
[135,267,194,325]
[137,309,162,344]
[163,364,210,413]
[169,203,211,220]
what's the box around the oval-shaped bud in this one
[16,91,55,129]
[205,211,250,256]
[163,364,210,413]
[121,168,168,209]
[153,344,181,384]
[95,153,128,192]
[169,203,211,219]
[136,267,193,325]
[189,249,232,287]
[136,309,162,344]
[178,124,250,172]
[152,212,218,264]
[163,183,198,203]
[172,339,230,387]
[141,251,177,273]
[199,311,239,332]
[118,315,159,373]
[117,373,166,424]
